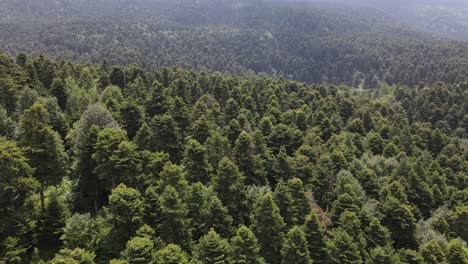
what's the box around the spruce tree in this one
[205,196,234,238]
[230,225,265,264]
[251,193,286,264]
[18,103,67,214]
[38,189,68,254]
[329,230,363,264]
[288,178,312,225]
[303,209,330,264]
[182,139,212,184]
[153,244,190,264]
[281,226,312,264]
[158,185,192,251]
[121,236,154,264]
[194,229,230,264]
[446,239,468,264]
[419,240,446,264]
[213,157,246,224]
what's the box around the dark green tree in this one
[303,209,330,264]
[251,193,286,264]
[18,103,67,213]
[229,225,265,264]
[280,226,312,264]
[182,139,212,184]
[194,229,230,264]
[213,157,246,224]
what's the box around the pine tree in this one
[251,193,286,264]
[381,197,418,249]
[143,186,162,230]
[233,131,267,185]
[366,218,392,248]
[281,226,312,264]
[149,114,183,162]
[119,101,144,139]
[194,229,230,264]
[230,225,265,264]
[274,179,294,226]
[303,209,330,264]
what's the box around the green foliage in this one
[230,225,265,264]
[50,248,96,264]
[194,229,230,264]
[251,193,286,264]
[121,236,154,264]
[280,226,312,264]
[153,244,190,264]
[303,209,330,264]
[0,51,466,263]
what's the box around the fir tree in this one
[280,226,312,264]
[194,229,230,264]
[303,209,330,264]
[230,225,265,264]
[251,193,286,264]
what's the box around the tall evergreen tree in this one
[182,139,212,184]
[158,185,192,251]
[251,193,286,264]
[230,225,265,264]
[213,157,246,224]
[281,226,312,264]
[194,229,230,264]
[303,209,330,264]
[18,103,67,213]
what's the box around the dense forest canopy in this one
[1,0,468,86]
[310,0,468,40]
[0,49,467,263]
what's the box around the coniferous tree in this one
[182,139,212,184]
[213,157,246,224]
[153,244,190,264]
[230,225,265,264]
[18,103,67,213]
[102,184,144,259]
[419,240,447,264]
[251,193,286,264]
[446,239,468,264]
[303,209,330,264]
[120,236,154,264]
[194,229,230,264]
[280,226,312,264]
[158,185,192,251]
[329,230,363,264]
[38,189,68,255]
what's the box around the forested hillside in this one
[1,0,468,87]
[316,0,468,41]
[1,51,467,263]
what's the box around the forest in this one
[1,0,468,87]
[0,49,467,263]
